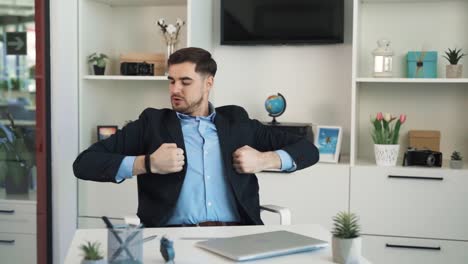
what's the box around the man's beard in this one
[172,95,204,115]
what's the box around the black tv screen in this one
[221,0,344,45]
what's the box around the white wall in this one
[211,0,354,154]
[50,0,78,263]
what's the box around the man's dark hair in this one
[168,47,217,77]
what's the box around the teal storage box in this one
[407,51,438,78]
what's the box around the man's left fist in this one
[232,145,264,173]
[233,144,282,174]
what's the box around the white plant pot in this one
[332,236,362,264]
[446,64,463,78]
[374,144,399,166]
[450,160,463,169]
[81,259,106,264]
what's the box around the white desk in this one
[65,224,370,263]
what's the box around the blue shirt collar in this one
[175,102,216,122]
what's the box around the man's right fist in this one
[149,143,185,174]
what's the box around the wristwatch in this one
[145,154,152,174]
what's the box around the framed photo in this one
[97,125,118,141]
[315,125,342,163]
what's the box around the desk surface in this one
[65,224,370,263]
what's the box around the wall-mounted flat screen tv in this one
[221,0,344,45]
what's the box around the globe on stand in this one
[264,93,287,125]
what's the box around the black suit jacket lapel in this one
[214,113,234,182]
[165,111,185,148]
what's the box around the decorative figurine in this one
[160,236,175,263]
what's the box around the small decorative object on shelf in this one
[120,53,166,76]
[372,39,393,77]
[371,112,406,166]
[156,18,185,61]
[264,93,286,125]
[443,48,465,78]
[97,126,118,141]
[450,151,463,169]
[315,125,342,163]
[331,211,361,264]
[403,148,442,167]
[407,51,438,78]
[408,130,440,151]
[79,241,106,264]
[88,52,108,75]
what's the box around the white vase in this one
[332,236,362,264]
[446,64,463,78]
[81,259,106,264]
[166,42,175,59]
[450,160,463,169]
[374,144,399,166]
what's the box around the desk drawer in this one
[362,235,468,264]
[0,201,36,214]
[0,210,36,234]
[350,166,468,240]
[0,232,36,264]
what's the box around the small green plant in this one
[451,151,463,161]
[0,79,8,90]
[87,53,108,68]
[79,241,104,261]
[332,212,360,239]
[9,77,23,91]
[443,48,465,65]
[29,65,36,79]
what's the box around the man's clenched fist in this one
[232,145,281,174]
[150,143,185,174]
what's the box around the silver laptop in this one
[195,230,328,261]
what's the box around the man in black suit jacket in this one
[73,47,319,227]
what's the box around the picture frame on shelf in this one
[315,125,342,163]
[97,125,118,141]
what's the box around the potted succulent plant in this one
[443,48,465,78]
[79,241,106,264]
[332,211,361,264]
[450,151,463,169]
[87,53,108,75]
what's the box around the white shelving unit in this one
[351,0,468,263]
[351,0,468,165]
[78,0,214,225]
[356,77,468,84]
[79,0,214,149]
[83,75,169,81]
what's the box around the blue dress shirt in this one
[115,104,296,224]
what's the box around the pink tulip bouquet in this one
[371,112,406,144]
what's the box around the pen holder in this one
[107,226,143,263]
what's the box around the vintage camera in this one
[403,148,442,167]
[120,61,154,76]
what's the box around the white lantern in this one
[372,39,393,77]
